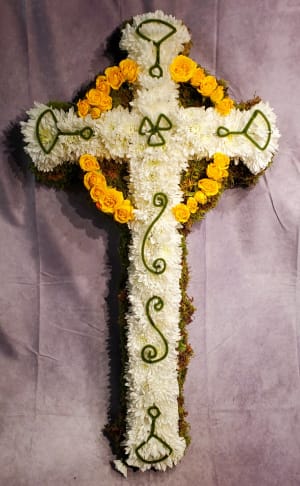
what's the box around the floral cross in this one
[21,11,279,475]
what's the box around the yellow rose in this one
[97,187,124,214]
[90,184,107,202]
[79,154,100,171]
[210,85,224,103]
[105,66,125,90]
[172,203,191,223]
[194,190,208,205]
[95,75,111,95]
[97,93,112,111]
[213,152,230,169]
[186,196,198,214]
[90,107,101,119]
[114,199,134,223]
[83,171,106,190]
[206,163,228,181]
[86,88,103,106]
[198,75,218,97]
[119,59,139,83]
[77,99,90,117]
[190,67,205,87]
[198,178,220,196]
[169,55,197,83]
[215,97,234,116]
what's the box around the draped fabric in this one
[1,1,300,484]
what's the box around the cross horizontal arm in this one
[177,101,280,174]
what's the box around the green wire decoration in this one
[139,114,172,147]
[141,296,168,364]
[135,405,173,464]
[141,192,168,274]
[136,19,177,78]
[36,109,93,154]
[217,109,272,150]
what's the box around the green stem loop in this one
[136,19,177,78]
[36,109,93,154]
[141,192,168,274]
[141,296,168,364]
[217,109,271,151]
[135,405,173,464]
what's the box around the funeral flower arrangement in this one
[21,10,279,475]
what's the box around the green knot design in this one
[136,19,177,78]
[139,114,172,147]
[142,296,168,364]
[217,109,271,150]
[141,192,168,274]
[36,109,93,154]
[135,405,173,464]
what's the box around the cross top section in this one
[120,12,190,79]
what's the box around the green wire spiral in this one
[141,192,168,275]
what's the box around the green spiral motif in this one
[141,296,168,364]
[141,192,168,274]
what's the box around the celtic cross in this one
[21,11,279,474]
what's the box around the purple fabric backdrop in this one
[1,1,300,485]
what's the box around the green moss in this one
[177,234,195,446]
[30,161,82,190]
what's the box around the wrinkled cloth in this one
[0,1,300,485]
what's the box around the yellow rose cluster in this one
[169,55,234,116]
[172,153,230,223]
[79,154,134,224]
[77,59,139,120]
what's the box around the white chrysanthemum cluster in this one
[124,153,187,471]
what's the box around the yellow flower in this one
[96,187,124,214]
[190,67,205,87]
[119,59,139,83]
[90,184,107,202]
[213,152,230,169]
[97,93,112,111]
[105,66,125,90]
[206,163,228,181]
[210,85,224,103]
[90,107,101,119]
[114,199,134,223]
[172,203,191,223]
[95,75,111,95]
[186,197,198,214]
[86,88,103,106]
[198,178,220,196]
[169,55,197,83]
[198,75,218,97]
[77,99,90,117]
[79,154,100,171]
[194,190,208,205]
[83,171,106,190]
[215,97,234,116]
